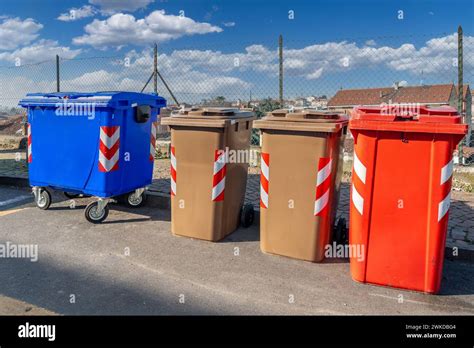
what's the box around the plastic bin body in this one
[19,92,166,198]
[253,110,348,262]
[161,108,255,242]
[349,106,468,294]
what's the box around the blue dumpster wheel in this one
[240,204,255,228]
[85,202,109,224]
[334,218,348,245]
[36,189,51,210]
[124,191,147,208]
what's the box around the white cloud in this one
[73,10,223,49]
[0,75,54,107]
[393,80,408,88]
[89,0,154,14]
[149,32,473,80]
[307,68,324,80]
[222,22,235,27]
[2,32,471,108]
[0,17,43,50]
[167,71,250,95]
[0,39,81,64]
[79,35,474,84]
[58,5,96,22]
[386,33,469,73]
[64,69,116,87]
[365,39,376,46]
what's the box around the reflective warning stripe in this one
[440,159,453,185]
[314,189,330,216]
[149,121,157,161]
[170,146,177,196]
[352,184,364,215]
[212,150,226,201]
[260,152,270,209]
[100,126,120,148]
[438,192,451,222]
[98,126,120,172]
[351,150,366,215]
[27,123,32,163]
[353,151,366,184]
[438,157,453,222]
[314,157,332,216]
[317,158,332,185]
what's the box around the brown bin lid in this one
[253,109,348,133]
[161,107,255,128]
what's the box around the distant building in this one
[285,96,328,110]
[310,96,328,109]
[328,83,473,146]
[248,100,261,108]
[327,84,458,115]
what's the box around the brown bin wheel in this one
[334,218,348,245]
[240,204,255,228]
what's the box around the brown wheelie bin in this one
[253,109,348,262]
[161,108,256,241]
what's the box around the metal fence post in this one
[154,43,158,94]
[457,25,464,165]
[56,54,60,92]
[279,34,283,107]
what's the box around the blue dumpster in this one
[19,92,166,223]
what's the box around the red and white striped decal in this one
[260,152,270,209]
[212,150,226,202]
[351,151,366,215]
[27,123,32,163]
[98,126,120,172]
[149,121,157,161]
[438,158,453,222]
[170,146,177,196]
[314,157,332,216]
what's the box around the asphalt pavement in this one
[0,185,473,315]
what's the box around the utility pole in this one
[279,34,283,107]
[56,54,60,92]
[153,43,158,94]
[458,25,464,164]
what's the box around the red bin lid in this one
[350,105,468,135]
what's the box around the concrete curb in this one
[0,176,29,188]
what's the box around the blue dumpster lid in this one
[19,92,166,108]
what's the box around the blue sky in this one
[2,0,472,50]
[0,0,473,105]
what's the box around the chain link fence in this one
[0,30,472,168]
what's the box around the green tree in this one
[251,98,281,146]
[254,98,281,118]
[214,96,226,105]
